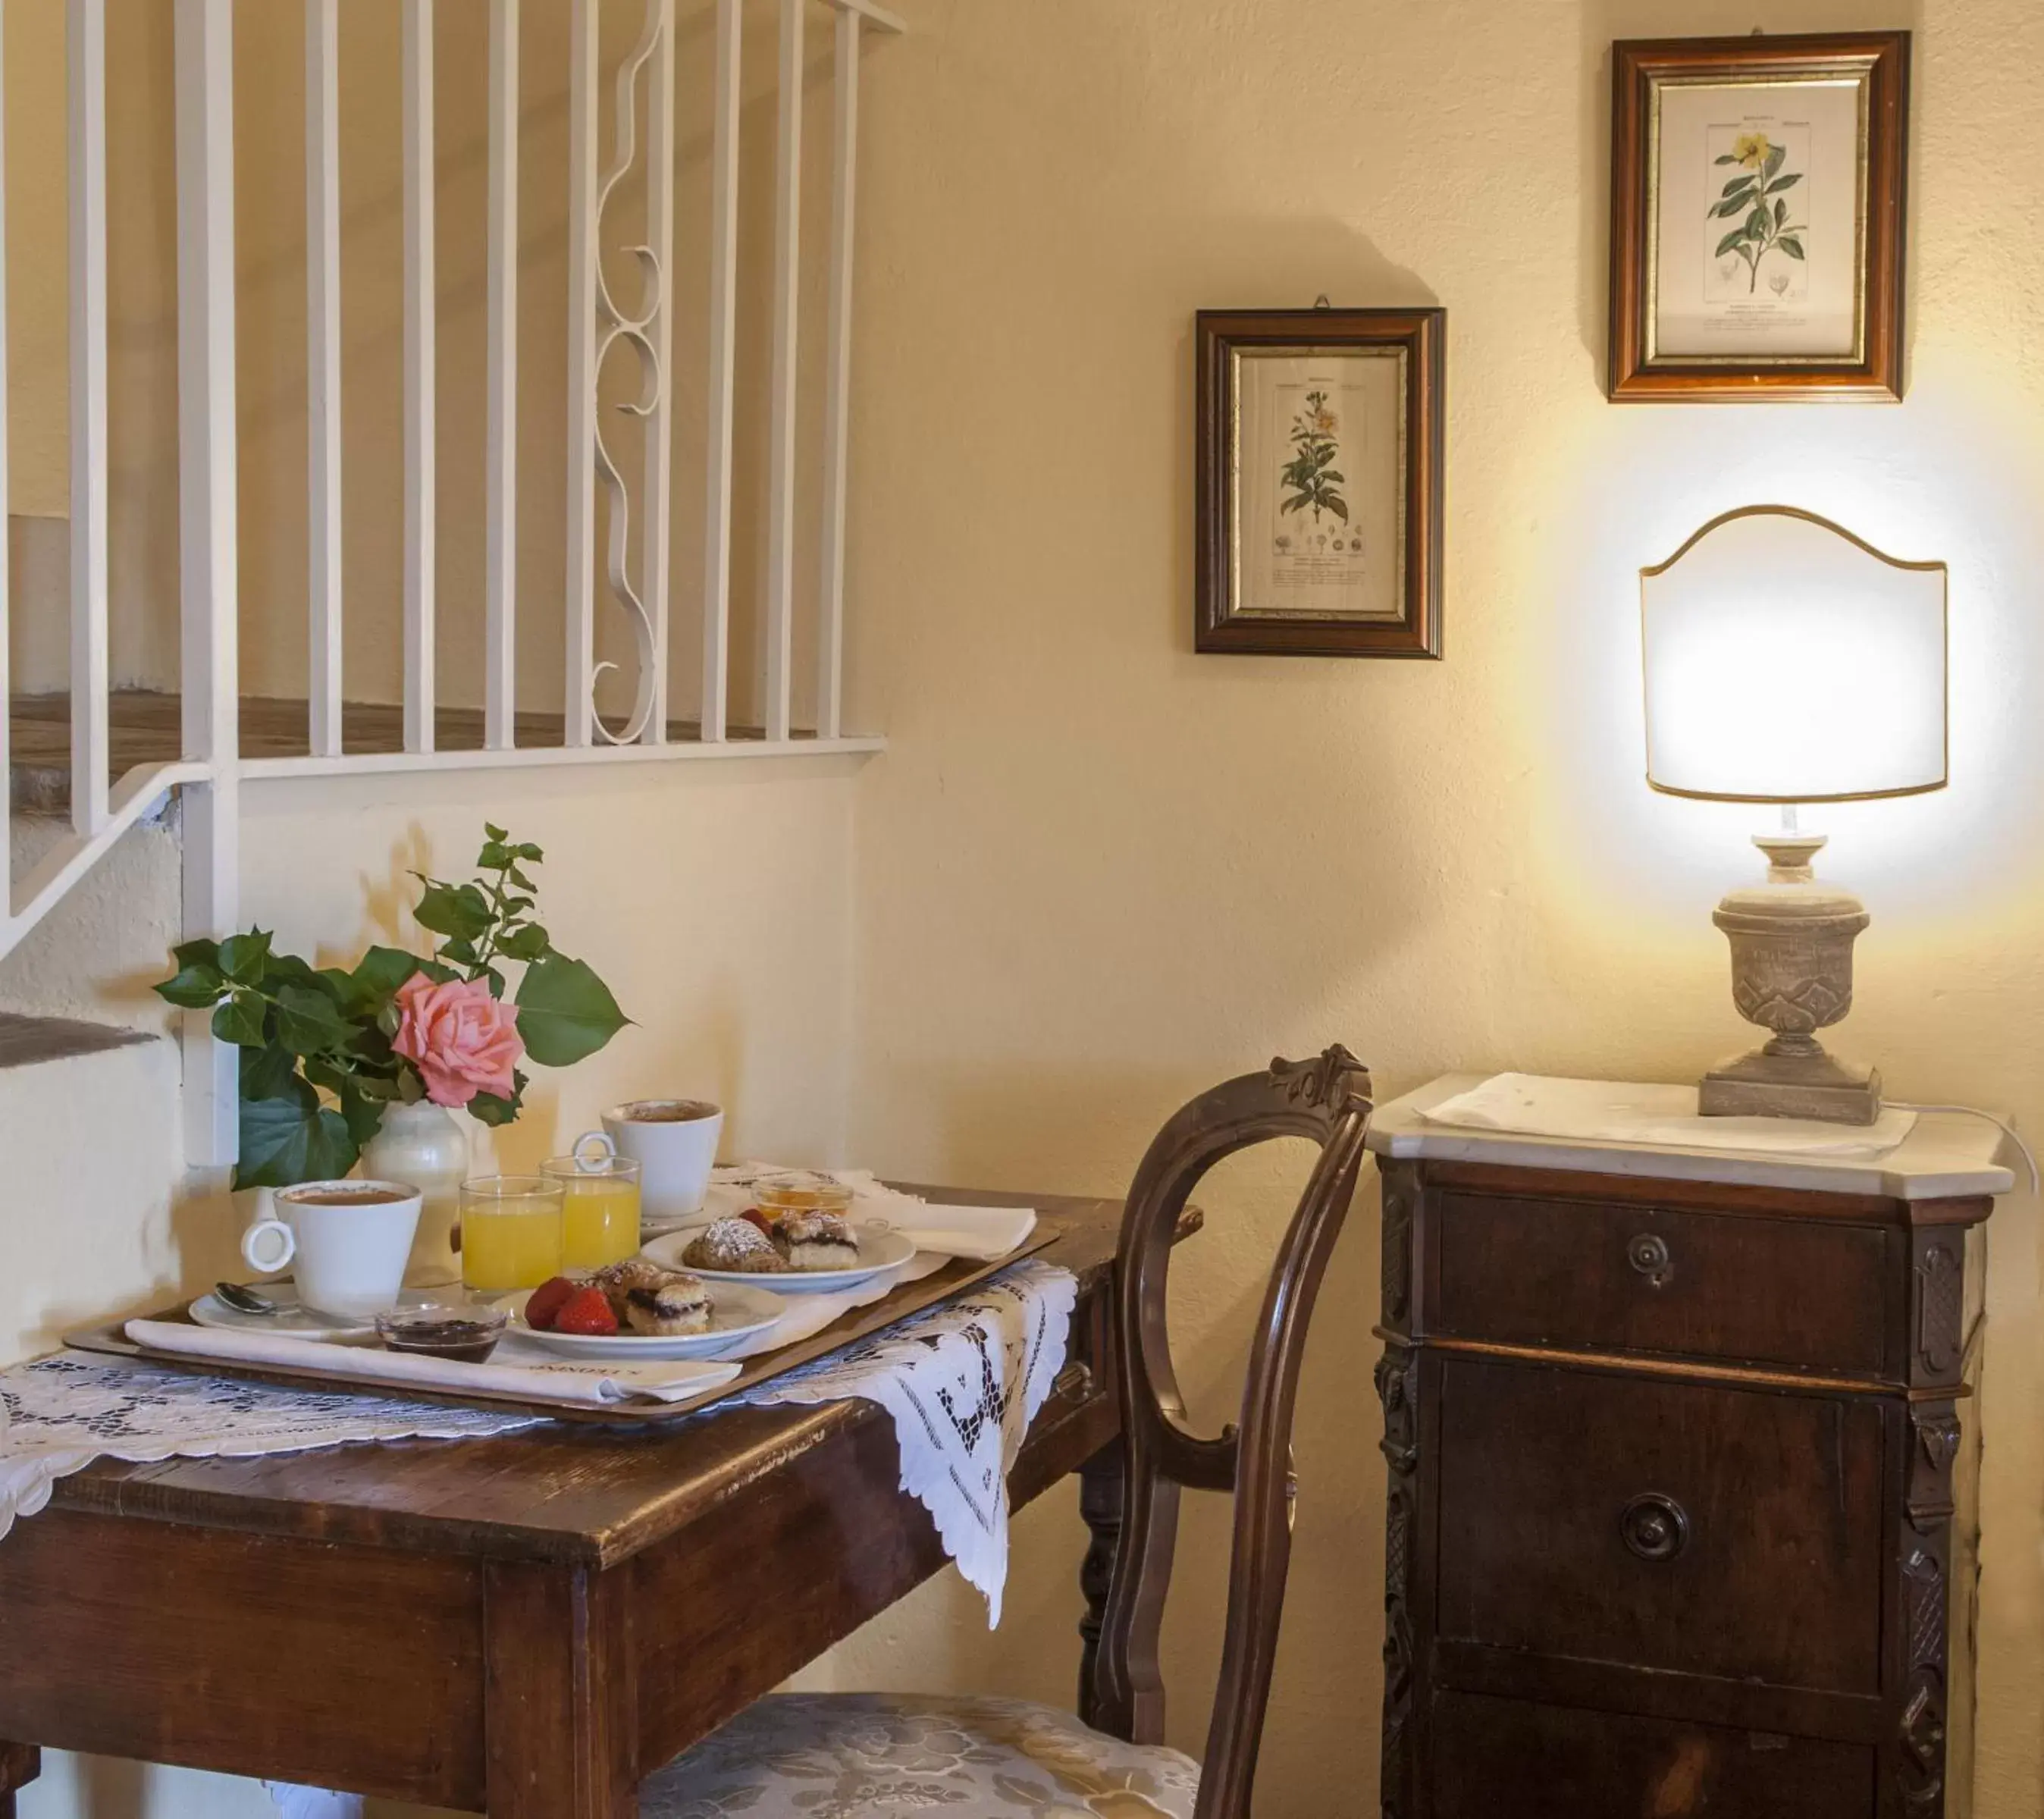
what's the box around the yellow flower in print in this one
[1311,406,1337,434]
[1732,130,1772,168]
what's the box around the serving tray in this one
[64,1226,1061,1425]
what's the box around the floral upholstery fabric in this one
[641,1692,1200,1818]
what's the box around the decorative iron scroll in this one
[587,0,670,745]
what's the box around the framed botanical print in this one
[1195,308,1444,657]
[1608,32,1909,402]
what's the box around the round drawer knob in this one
[1620,1492,1690,1563]
[1626,1233,1673,1286]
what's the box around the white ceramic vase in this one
[360,1100,469,1287]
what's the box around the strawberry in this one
[741,1207,775,1237]
[525,1275,578,1331]
[554,1286,619,1336]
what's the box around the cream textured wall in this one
[823,2,2044,1814]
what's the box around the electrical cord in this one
[1889,1102,2039,1193]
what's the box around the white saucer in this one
[188,1283,391,1345]
[642,1223,917,1296]
[504,1279,784,1360]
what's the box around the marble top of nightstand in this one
[1366,1073,2017,1201]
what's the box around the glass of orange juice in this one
[544,1137,642,1272]
[459,1175,565,1294]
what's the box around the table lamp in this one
[1641,505,1947,1124]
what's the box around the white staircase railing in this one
[1,0,900,1165]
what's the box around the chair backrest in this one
[1091,1046,1373,1819]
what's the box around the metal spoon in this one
[214,1280,284,1316]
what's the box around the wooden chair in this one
[641,1046,1373,1819]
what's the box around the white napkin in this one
[710,1166,1038,1261]
[1422,1072,1918,1156]
[124,1319,741,1407]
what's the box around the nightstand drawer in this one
[1432,1190,1890,1374]
[1430,1691,1875,1819]
[1435,1359,1885,1692]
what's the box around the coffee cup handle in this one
[242,1217,296,1275]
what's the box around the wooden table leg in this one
[1077,1441,1125,1737]
[484,1561,638,1817]
[0,1742,39,1817]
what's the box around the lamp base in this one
[1699,1045,1883,1126]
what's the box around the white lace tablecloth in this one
[0,1257,1078,1815]
[743,1256,1076,1627]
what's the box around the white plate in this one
[642,1222,917,1296]
[505,1279,784,1360]
[188,1283,400,1344]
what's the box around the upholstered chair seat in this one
[640,1691,1199,1818]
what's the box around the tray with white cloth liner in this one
[64,1187,1058,1427]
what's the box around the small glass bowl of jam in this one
[754,1179,856,1220]
[375,1301,509,1363]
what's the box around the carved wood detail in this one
[1914,1238,1964,1380]
[1375,1339,1419,1819]
[1381,1172,1413,1328]
[1908,1401,1962,1535]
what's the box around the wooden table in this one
[0,1189,1140,1817]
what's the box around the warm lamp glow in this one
[1641,506,1947,804]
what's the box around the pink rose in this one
[391,974,524,1108]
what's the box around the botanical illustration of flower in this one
[1770,271,1791,296]
[1708,133,1806,294]
[1279,388,1348,525]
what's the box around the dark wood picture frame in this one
[1195,308,1444,658]
[1608,32,1909,403]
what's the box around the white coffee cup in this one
[600,1099,724,1219]
[242,1179,425,1317]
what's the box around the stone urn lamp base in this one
[1698,825,1882,1127]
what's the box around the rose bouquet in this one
[155,824,629,1188]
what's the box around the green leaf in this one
[352,945,425,1003]
[513,842,543,863]
[483,822,509,844]
[274,983,356,1058]
[1720,174,1759,197]
[1708,196,1748,218]
[477,842,515,872]
[171,937,222,971]
[1716,229,1749,258]
[467,1070,528,1128]
[1766,172,1802,194]
[1746,205,1770,240]
[337,1074,387,1146]
[236,1078,359,1190]
[1774,196,1786,227]
[156,961,227,1009]
[212,989,269,1048]
[439,936,479,968]
[240,1040,299,1101]
[1777,236,1806,259]
[1327,497,1350,522]
[1713,152,1738,164]
[218,930,274,986]
[507,867,538,893]
[1763,143,1786,180]
[412,879,494,942]
[515,953,630,1068]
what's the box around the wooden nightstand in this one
[1365,1076,2015,1819]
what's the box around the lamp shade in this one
[1641,506,1947,804]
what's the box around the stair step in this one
[9,690,787,814]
